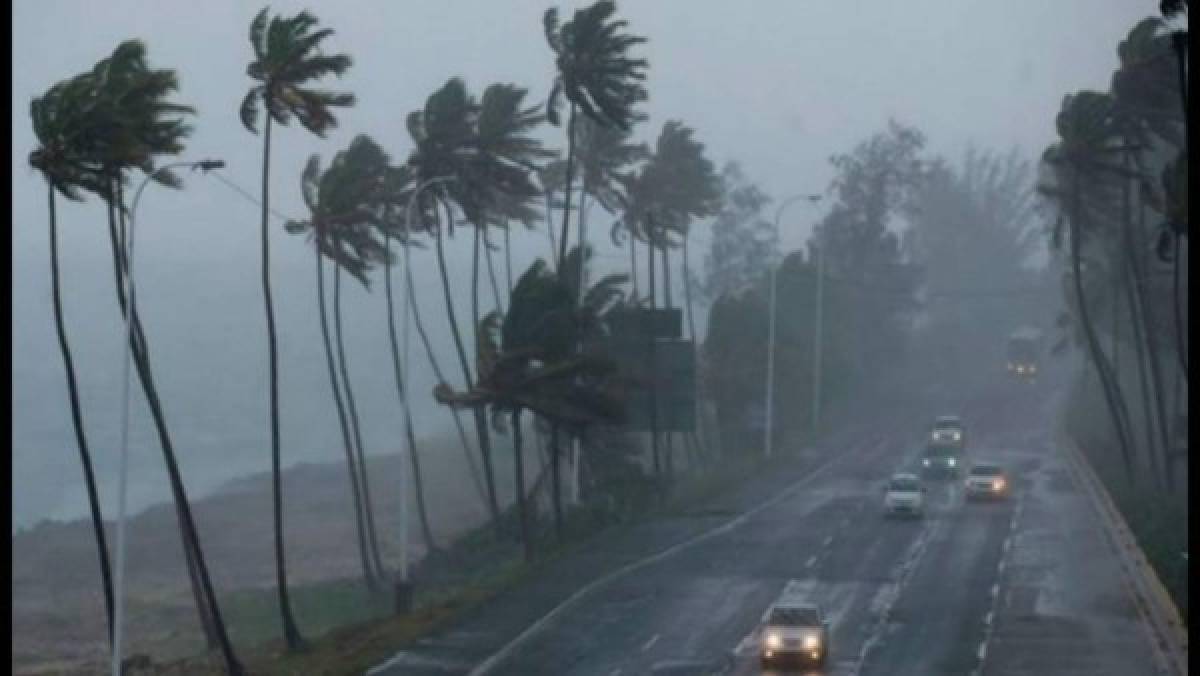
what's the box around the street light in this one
[764,193,822,459]
[394,175,454,612]
[112,158,223,676]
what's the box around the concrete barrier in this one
[1057,428,1188,675]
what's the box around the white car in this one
[882,472,926,517]
[759,603,829,668]
[965,462,1010,501]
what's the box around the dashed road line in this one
[805,555,818,569]
[641,634,659,652]
[822,534,834,548]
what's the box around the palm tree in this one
[1041,91,1141,482]
[65,41,243,670]
[284,145,390,589]
[544,0,649,269]
[241,6,353,649]
[29,74,117,647]
[406,78,506,532]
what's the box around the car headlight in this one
[948,457,956,467]
[803,633,820,650]
[993,478,1006,491]
[952,431,961,441]
[923,458,931,466]
[764,633,782,649]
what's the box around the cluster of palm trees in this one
[1039,13,1188,494]
[30,1,729,670]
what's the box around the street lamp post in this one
[112,159,223,676]
[764,193,821,459]
[394,176,454,613]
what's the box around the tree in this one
[29,73,118,648]
[66,41,242,671]
[544,0,648,268]
[241,6,354,650]
[284,139,395,590]
[694,162,778,304]
[406,78,505,532]
[1041,91,1141,481]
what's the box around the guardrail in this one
[1057,429,1188,675]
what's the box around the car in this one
[930,415,966,448]
[882,472,926,517]
[759,602,830,669]
[965,462,1010,501]
[921,443,963,479]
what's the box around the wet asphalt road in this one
[371,381,1167,676]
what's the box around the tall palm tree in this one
[67,41,242,670]
[284,147,387,590]
[1041,91,1141,481]
[29,74,117,647]
[406,78,505,532]
[241,6,353,648]
[544,0,649,269]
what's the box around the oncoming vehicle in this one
[930,415,965,449]
[760,602,830,668]
[1006,328,1041,380]
[882,472,926,517]
[922,443,963,479]
[965,462,1010,501]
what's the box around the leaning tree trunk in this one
[505,226,514,298]
[317,248,378,588]
[550,423,563,541]
[106,186,225,658]
[647,236,662,486]
[1068,184,1137,480]
[483,228,505,315]
[558,104,578,269]
[512,410,532,562]
[47,184,114,646]
[404,255,489,508]
[258,117,305,649]
[630,231,639,300]
[384,231,437,553]
[544,191,559,270]
[434,205,502,532]
[333,264,387,579]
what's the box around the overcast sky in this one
[11,0,1156,527]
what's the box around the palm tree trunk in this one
[384,232,437,553]
[316,248,377,588]
[505,226,514,298]
[258,116,305,650]
[512,410,532,562]
[630,233,639,299]
[558,104,578,269]
[333,265,387,579]
[106,186,226,658]
[47,184,114,647]
[545,192,559,269]
[551,424,563,540]
[404,256,488,508]
[484,228,505,314]
[434,208,502,531]
[1124,261,1163,487]
[1068,182,1137,479]
[647,236,662,485]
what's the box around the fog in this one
[11,0,1151,530]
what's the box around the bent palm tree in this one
[241,6,354,648]
[544,0,648,268]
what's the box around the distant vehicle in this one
[922,443,963,479]
[930,415,965,449]
[1006,328,1042,380]
[965,462,1010,501]
[759,602,830,668]
[882,472,926,517]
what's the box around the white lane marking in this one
[997,559,1006,575]
[990,583,1000,598]
[977,641,988,661]
[805,555,818,568]
[823,534,834,548]
[641,634,659,652]
[464,438,887,676]
[985,610,994,626]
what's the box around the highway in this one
[370,381,1170,675]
